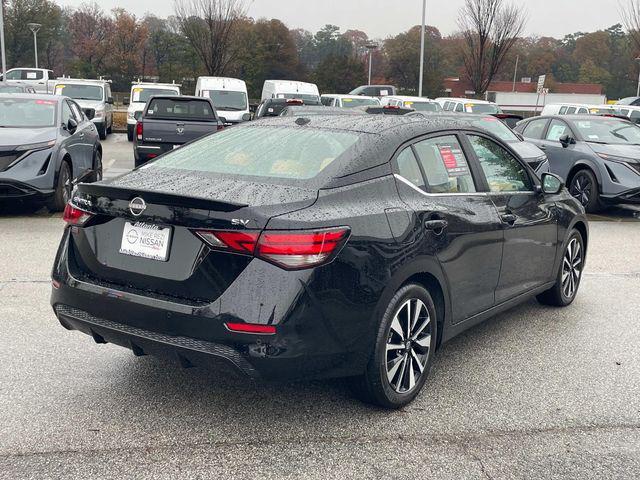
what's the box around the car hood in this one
[587,143,640,163]
[74,99,104,110]
[0,127,56,150]
[508,140,545,160]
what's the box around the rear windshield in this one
[0,98,57,127]
[276,93,320,103]
[55,84,103,101]
[408,102,441,112]
[341,97,379,108]
[470,117,519,142]
[205,90,247,111]
[132,87,179,103]
[146,126,360,180]
[146,98,217,121]
[468,103,500,114]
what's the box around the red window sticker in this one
[35,100,56,105]
[439,146,458,169]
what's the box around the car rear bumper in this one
[0,179,53,200]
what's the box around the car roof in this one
[0,93,60,101]
[321,94,378,99]
[54,78,109,86]
[437,97,494,104]
[282,106,365,116]
[386,95,435,102]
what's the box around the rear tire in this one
[47,161,72,212]
[90,150,103,183]
[537,229,584,307]
[98,123,107,140]
[569,169,601,213]
[127,125,134,142]
[354,284,437,409]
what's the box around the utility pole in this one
[418,0,426,97]
[0,3,7,81]
[365,43,378,85]
[636,57,640,97]
[28,23,41,68]
[512,55,519,92]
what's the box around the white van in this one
[126,82,181,141]
[320,94,380,108]
[540,104,590,116]
[380,95,442,112]
[435,97,501,114]
[261,80,320,103]
[195,77,250,124]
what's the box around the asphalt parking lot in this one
[1,134,639,479]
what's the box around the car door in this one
[537,119,583,183]
[68,100,95,173]
[466,133,559,303]
[393,133,504,323]
[105,83,113,127]
[59,100,86,179]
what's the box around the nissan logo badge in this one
[129,197,146,216]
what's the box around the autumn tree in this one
[384,25,444,96]
[458,0,527,96]
[66,3,113,77]
[174,0,247,76]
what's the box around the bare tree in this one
[622,0,640,51]
[458,0,527,96]
[174,0,247,75]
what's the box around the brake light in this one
[225,322,276,335]
[63,203,93,226]
[286,99,303,105]
[193,227,350,270]
[136,121,143,141]
[383,105,400,109]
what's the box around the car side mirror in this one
[66,117,77,134]
[541,172,564,195]
[218,116,227,124]
[241,113,251,122]
[559,134,575,148]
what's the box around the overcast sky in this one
[57,0,624,39]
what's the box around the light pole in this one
[365,43,377,85]
[0,2,6,81]
[27,23,41,68]
[418,0,426,97]
[636,57,640,97]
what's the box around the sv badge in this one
[231,219,250,227]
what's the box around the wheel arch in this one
[566,161,602,191]
[571,219,589,253]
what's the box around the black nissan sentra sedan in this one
[51,115,588,408]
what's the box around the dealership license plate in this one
[119,221,172,261]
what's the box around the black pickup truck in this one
[133,95,223,167]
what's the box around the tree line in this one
[4,0,640,99]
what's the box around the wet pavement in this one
[0,134,639,479]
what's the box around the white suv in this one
[54,78,114,139]
[436,97,502,114]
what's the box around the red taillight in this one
[194,227,350,270]
[136,121,143,141]
[225,322,276,335]
[383,105,400,110]
[286,99,303,105]
[62,203,93,226]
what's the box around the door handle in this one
[500,213,517,225]
[424,219,448,234]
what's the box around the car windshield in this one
[574,119,640,144]
[204,90,247,111]
[468,103,500,114]
[341,97,379,108]
[0,98,57,127]
[408,102,441,112]
[132,87,179,103]
[471,117,519,142]
[276,93,320,103]
[55,84,103,101]
[147,126,360,181]
[146,98,217,121]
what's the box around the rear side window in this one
[559,106,568,115]
[522,119,547,139]
[546,119,571,141]
[146,99,217,121]
[148,126,360,181]
[321,97,332,106]
[396,148,425,190]
[469,135,532,192]
[455,103,464,112]
[413,135,476,193]
[566,107,577,114]
[578,108,589,114]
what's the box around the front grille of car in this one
[0,151,21,172]
[83,108,95,120]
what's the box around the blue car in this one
[0,94,102,211]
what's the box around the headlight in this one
[94,111,104,118]
[597,153,640,174]
[15,140,56,151]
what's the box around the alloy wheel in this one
[385,298,432,394]
[61,166,72,204]
[570,175,590,206]
[562,237,582,299]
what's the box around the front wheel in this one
[90,150,103,182]
[354,284,437,409]
[98,123,107,140]
[537,229,585,307]
[47,161,72,212]
[569,169,601,213]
